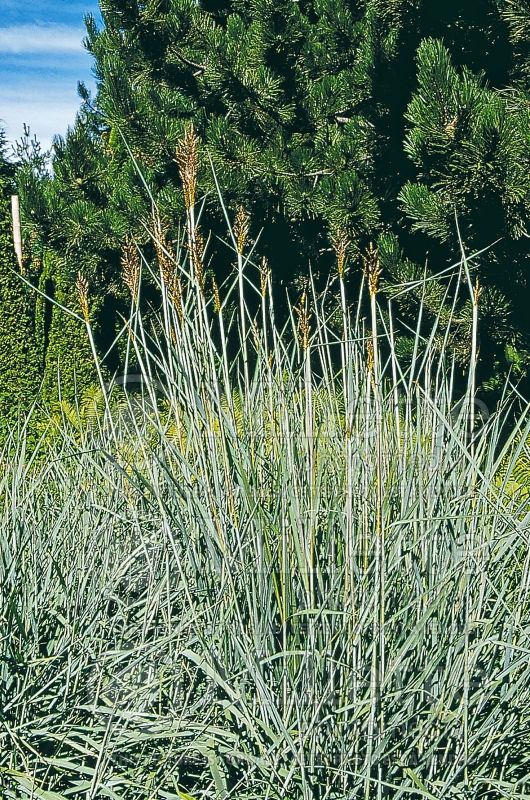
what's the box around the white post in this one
[11,195,23,270]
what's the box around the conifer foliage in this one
[12,0,530,397]
[0,130,40,437]
[83,0,391,263]
[397,37,530,383]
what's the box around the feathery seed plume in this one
[363,242,382,297]
[260,256,271,299]
[176,123,199,210]
[234,206,250,256]
[121,237,141,298]
[76,272,90,324]
[294,291,311,351]
[332,229,351,279]
[212,276,221,314]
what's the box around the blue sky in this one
[0,1,101,153]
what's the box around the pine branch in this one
[172,48,206,76]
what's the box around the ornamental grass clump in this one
[0,193,529,799]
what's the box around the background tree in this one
[15,0,530,400]
[502,0,530,82]
[397,37,530,388]
[82,0,391,273]
[16,116,118,404]
[0,128,41,439]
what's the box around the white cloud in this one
[0,85,82,152]
[0,24,85,55]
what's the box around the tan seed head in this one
[363,242,382,297]
[294,291,311,351]
[76,272,90,323]
[234,206,250,256]
[331,229,351,279]
[176,123,199,210]
[212,276,221,314]
[121,237,141,298]
[260,256,271,299]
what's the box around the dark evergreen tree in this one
[502,0,530,82]
[82,0,393,276]
[397,36,530,387]
[0,128,41,438]
[16,115,120,403]
[16,0,530,398]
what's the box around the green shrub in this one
[0,146,41,442]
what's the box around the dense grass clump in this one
[1,193,529,799]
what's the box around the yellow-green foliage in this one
[496,432,530,503]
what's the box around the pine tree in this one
[502,0,530,81]
[21,0,395,396]
[16,113,122,404]
[0,129,41,439]
[18,1,530,396]
[82,0,389,277]
[397,37,530,387]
